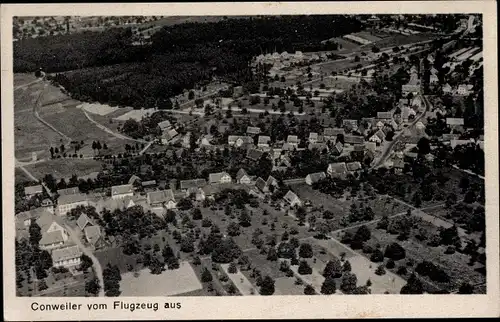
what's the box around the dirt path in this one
[64,225,105,297]
[15,158,54,198]
[82,109,147,144]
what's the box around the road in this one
[371,93,429,169]
[64,225,105,297]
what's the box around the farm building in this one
[57,187,80,196]
[58,193,89,216]
[209,172,232,184]
[246,126,261,135]
[24,185,43,199]
[327,162,348,179]
[52,245,83,268]
[111,184,134,200]
[147,189,177,209]
[247,148,264,161]
[258,135,271,147]
[283,191,302,207]
[305,172,326,185]
[180,179,207,192]
[36,212,70,251]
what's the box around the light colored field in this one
[289,261,325,294]
[24,158,103,180]
[114,108,155,121]
[120,261,202,296]
[274,277,306,295]
[220,264,257,295]
[353,31,382,42]
[79,102,122,116]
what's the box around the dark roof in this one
[344,135,364,145]
[180,179,207,190]
[254,177,267,191]
[246,148,264,161]
[58,193,87,205]
[346,162,362,172]
[306,172,326,183]
[57,187,80,196]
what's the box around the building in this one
[344,135,365,145]
[393,158,405,174]
[58,193,89,216]
[128,175,142,186]
[429,73,439,85]
[52,245,83,268]
[343,119,358,131]
[333,142,344,155]
[41,198,55,214]
[236,169,252,185]
[450,139,473,149]
[258,135,271,148]
[377,111,393,120]
[308,132,319,144]
[446,118,465,131]
[247,148,264,161]
[246,126,261,135]
[283,191,302,207]
[158,120,172,130]
[84,225,103,247]
[111,184,134,200]
[76,213,94,231]
[185,187,206,201]
[57,187,79,196]
[327,162,348,179]
[209,172,232,184]
[324,127,344,141]
[456,84,473,96]
[254,177,268,193]
[369,129,386,144]
[287,135,299,146]
[36,212,69,251]
[180,179,207,192]
[161,129,178,144]
[346,161,362,173]
[141,180,157,192]
[24,185,43,199]
[147,189,177,209]
[442,83,453,94]
[228,135,253,148]
[305,172,326,185]
[266,176,278,188]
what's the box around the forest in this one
[14,15,362,109]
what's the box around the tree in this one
[162,245,175,261]
[323,258,343,278]
[85,277,101,296]
[375,265,386,276]
[227,222,241,236]
[266,247,278,261]
[298,260,312,275]
[201,267,213,283]
[228,262,238,274]
[343,260,352,272]
[38,279,48,291]
[304,284,316,295]
[212,238,242,263]
[458,282,474,294]
[239,210,252,227]
[321,276,337,295]
[39,250,53,270]
[386,259,395,269]
[259,276,275,295]
[400,274,424,294]
[384,242,406,260]
[192,208,202,220]
[180,236,195,253]
[29,222,42,246]
[370,249,384,262]
[417,137,431,155]
[340,272,358,294]
[299,243,313,258]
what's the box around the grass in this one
[24,158,103,180]
[371,32,438,49]
[95,246,141,274]
[15,168,34,184]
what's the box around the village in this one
[14,14,485,297]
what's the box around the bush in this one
[375,265,386,276]
[396,266,408,275]
[298,260,313,275]
[298,243,313,258]
[321,276,337,295]
[386,259,395,269]
[201,267,213,283]
[370,249,384,262]
[228,262,238,274]
[384,242,406,260]
[304,284,316,295]
[362,244,374,254]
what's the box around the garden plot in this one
[120,261,202,296]
[220,263,257,295]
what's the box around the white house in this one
[327,162,348,179]
[209,172,232,184]
[258,135,271,148]
[111,184,134,200]
[52,245,83,268]
[456,84,473,96]
[442,83,453,94]
[283,190,302,207]
[305,172,326,185]
[58,193,89,216]
[36,212,69,251]
[24,185,43,199]
[147,189,177,209]
[308,132,319,144]
[236,169,252,185]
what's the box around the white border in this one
[2,2,499,320]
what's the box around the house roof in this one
[58,193,87,205]
[377,111,393,119]
[309,132,318,140]
[52,245,82,263]
[287,135,299,143]
[441,133,460,141]
[415,121,425,129]
[393,158,405,169]
[306,172,326,183]
[281,143,295,151]
[39,230,65,246]
[246,126,261,135]
[450,139,472,149]
[158,120,171,129]
[374,129,386,140]
[148,189,175,204]
[258,136,271,145]
[328,162,347,174]
[163,129,178,141]
[334,142,344,153]
[346,161,362,172]
[84,226,102,245]
[24,185,43,195]
[228,135,241,143]
[128,175,142,185]
[344,135,365,145]
[141,180,157,187]
[209,172,231,184]
[343,119,358,127]
[365,142,376,152]
[41,198,53,206]
[76,214,94,231]
[247,148,264,161]
[266,176,278,186]
[254,177,267,191]
[308,143,328,151]
[180,179,207,190]
[353,144,365,152]
[283,191,300,204]
[446,118,465,126]
[236,168,249,181]
[324,127,344,137]
[57,187,79,196]
[111,184,133,197]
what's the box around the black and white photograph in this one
[2,2,499,320]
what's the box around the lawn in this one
[15,168,34,184]
[24,158,103,180]
[120,261,203,296]
[220,263,257,295]
[14,73,38,87]
[95,246,141,274]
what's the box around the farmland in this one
[23,158,103,180]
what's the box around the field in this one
[370,32,438,49]
[15,168,34,184]
[120,262,203,296]
[24,158,103,180]
[353,31,383,43]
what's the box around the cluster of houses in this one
[402,65,422,97]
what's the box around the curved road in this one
[64,225,105,297]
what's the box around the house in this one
[266,176,278,188]
[441,133,460,142]
[209,172,232,184]
[158,120,172,130]
[402,107,416,123]
[281,143,296,151]
[270,148,283,160]
[456,84,473,96]
[411,96,422,109]
[415,122,426,133]
[201,185,217,200]
[228,135,240,146]
[57,187,79,196]
[305,172,326,185]
[309,132,319,143]
[450,139,473,149]
[84,225,103,247]
[41,199,54,214]
[393,158,405,173]
[344,135,365,145]
[58,193,89,216]
[232,136,254,148]
[128,175,142,186]
[333,142,344,155]
[185,187,206,201]
[309,142,329,153]
[365,142,377,153]
[446,118,465,130]
[343,119,358,131]
[76,213,94,231]
[218,123,230,134]
[376,121,384,129]
[141,180,157,191]
[442,83,453,94]
[24,185,43,199]
[161,129,178,144]
[254,177,268,193]
[180,179,207,191]
[247,148,264,161]
[324,128,344,141]
[111,184,134,200]
[429,74,439,85]
[258,135,271,148]
[246,126,261,135]
[287,135,299,146]
[377,111,393,120]
[147,189,177,209]
[369,130,385,144]
[283,191,302,207]
[52,245,82,268]
[430,67,438,75]
[36,212,69,251]
[16,209,49,236]
[346,161,362,173]
[327,162,348,179]
[402,83,421,96]
[236,169,252,185]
